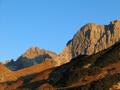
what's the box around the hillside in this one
[47,41,120,90]
[0,39,119,90]
[0,64,17,83]
[15,58,56,78]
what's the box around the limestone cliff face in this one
[60,20,120,62]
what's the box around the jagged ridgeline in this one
[5,47,58,70]
[5,20,120,70]
[0,20,120,90]
[60,20,120,63]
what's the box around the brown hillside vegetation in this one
[0,64,17,82]
[15,59,56,78]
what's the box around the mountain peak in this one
[23,47,44,59]
[28,47,41,51]
[22,46,57,59]
[83,23,103,30]
[6,46,58,70]
[60,20,120,62]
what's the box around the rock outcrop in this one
[60,20,120,63]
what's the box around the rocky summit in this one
[22,47,57,59]
[6,47,58,70]
[60,20,120,63]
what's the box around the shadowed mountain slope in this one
[47,41,120,89]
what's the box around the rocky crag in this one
[60,20,120,63]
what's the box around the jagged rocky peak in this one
[23,47,44,59]
[5,47,58,70]
[60,20,120,62]
[16,46,58,69]
[22,47,57,59]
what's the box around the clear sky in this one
[0,0,120,61]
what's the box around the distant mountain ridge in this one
[22,47,56,59]
[0,20,120,90]
[6,47,58,70]
[5,20,120,70]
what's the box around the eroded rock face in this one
[60,20,120,62]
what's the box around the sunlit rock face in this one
[60,20,120,62]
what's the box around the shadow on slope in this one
[48,41,120,87]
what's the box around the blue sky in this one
[0,0,120,61]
